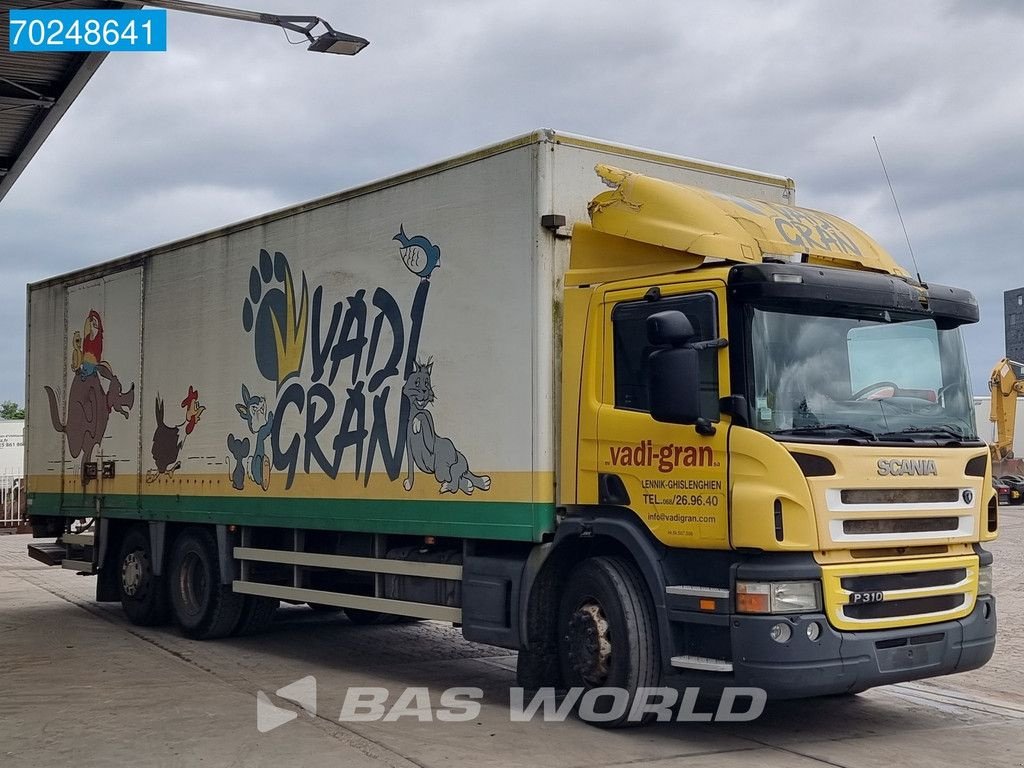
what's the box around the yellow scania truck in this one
[26,130,995,726]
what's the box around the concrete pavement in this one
[1,511,1022,768]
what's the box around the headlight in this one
[978,565,993,596]
[736,581,821,614]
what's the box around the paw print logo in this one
[242,249,309,389]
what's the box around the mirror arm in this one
[720,395,748,427]
[690,337,729,351]
[695,418,717,436]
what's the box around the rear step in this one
[27,535,97,573]
[27,541,65,567]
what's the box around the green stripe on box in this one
[28,492,556,542]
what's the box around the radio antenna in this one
[873,136,923,284]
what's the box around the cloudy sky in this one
[1,0,1022,404]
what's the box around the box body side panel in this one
[29,145,557,541]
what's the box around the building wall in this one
[0,420,24,482]
[1005,288,1024,362]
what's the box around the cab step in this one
[670,655,734,673]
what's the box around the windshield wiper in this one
[770,424,877,440]
[876,425,969,441]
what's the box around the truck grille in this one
[821,555,977,631]
[844,594,965,621]
[840,488,960,504]
[824,486,976,543]
[841,568,967,592]
[842,517,959,535]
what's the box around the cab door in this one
[588,280,731,550]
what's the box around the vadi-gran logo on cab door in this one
[609,441,714,473]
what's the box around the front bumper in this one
[727,595,996,698]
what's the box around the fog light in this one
[806,621,821,641]
[978,564,993,596]
[770,622,792,643]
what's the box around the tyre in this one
[168,527,245,640]
[557,556,660,728]
[118,526,169,626]
[234,596,279,636]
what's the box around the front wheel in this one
[557,556,660,728]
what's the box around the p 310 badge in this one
[850,591,885,604]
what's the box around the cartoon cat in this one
[402,360,490,495]
[227,384,273,491]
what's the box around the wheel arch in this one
[519,507,672,677]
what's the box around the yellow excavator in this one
[989,358,1024,475]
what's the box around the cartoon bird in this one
[77,310,103,378]
[393,225,441,279]
[147,386,204,482]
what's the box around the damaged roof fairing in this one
[584,164,910,279]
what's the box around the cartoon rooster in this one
[147,386,204,482]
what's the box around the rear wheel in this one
[168,528,244,639]
[118,526,168,626]
[557,556,660,728]
[234,596,279,636]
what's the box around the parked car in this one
[993,478,1012,506]
[998,475,1024,504]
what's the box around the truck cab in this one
[548,164,996,702]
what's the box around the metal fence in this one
[1,471,25,528]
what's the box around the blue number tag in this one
[7,9,167,52]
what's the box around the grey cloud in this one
[1,0,1022,399]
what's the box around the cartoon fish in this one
[393,225,441,280]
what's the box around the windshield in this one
[749,307,977,441]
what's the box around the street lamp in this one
[142,0,369,55]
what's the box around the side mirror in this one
[647,310,694,348]
[648,347,702,424]
[646,311,702,425]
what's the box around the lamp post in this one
[141,0,369,55]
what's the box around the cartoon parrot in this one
[79,310,103,378]
[393,225,441,280]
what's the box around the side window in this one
[612,293,720,417]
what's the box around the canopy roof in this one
[0,1,123,204]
